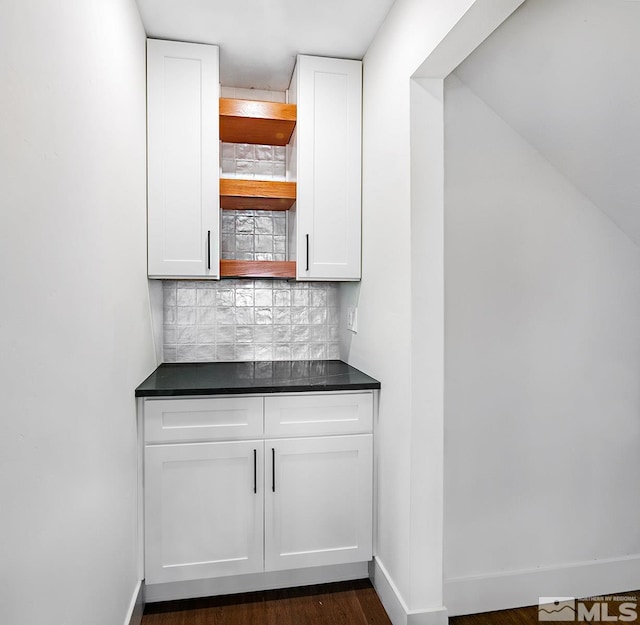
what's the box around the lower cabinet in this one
[142,392,374,586]
[265,435,372,572]
[144,441,264,584]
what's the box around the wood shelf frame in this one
[220,179,296,211]
[220,98,296,146]
[220,260,296,279]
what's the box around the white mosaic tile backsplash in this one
[163,280,341,363]
[221,211,287,261]
[221,142,287,181]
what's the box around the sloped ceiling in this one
[135,0,395,90]
[454,0,640,244]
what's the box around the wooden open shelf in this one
[220,260,296,279]
[220,179,296,211]
[220,98,296,146]
[219,98,297,279]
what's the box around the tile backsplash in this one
[160,86,340,364]
[221,211,287,262]
[162,280,340,363]
[220,142,286,181]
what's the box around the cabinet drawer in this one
[144,397,263,443]
[264,392,372,437]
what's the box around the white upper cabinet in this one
[147,39,220,278]
[291,55,362,281]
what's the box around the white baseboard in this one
[124,580,144,625]
[445,554,640,616]
[144,561,368,603]
[369,558,448,625]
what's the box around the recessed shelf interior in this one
[219,97,297,279]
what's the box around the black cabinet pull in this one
[207,230,211,270]
[253,449,257,494]
[272,448,276,492]
[305,234,309,271]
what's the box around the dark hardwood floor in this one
[450,604,540,625]
[142,579,392,625]
[144,583,640,625]
[450,591,640,625]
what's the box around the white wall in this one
[443,75,640,613]
[339,0,503,621]
[0,2,156,624]
[454,0,640,245]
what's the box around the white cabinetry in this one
[264,392,372,437]
[145,441,263,583]
[144,396,263,443]
[291,56,362,281]
[265,434,372,571]
[142,392,373,587]
[146,39,220,278]
[145,44,362,281]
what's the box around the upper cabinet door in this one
[293,56,362,281]
[147,40,220,278]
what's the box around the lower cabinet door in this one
[264,434,372,571]
[145,441,263,584]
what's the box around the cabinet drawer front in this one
[144,397,263,442]
[264,392,372,437]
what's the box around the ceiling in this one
[135,0,396,91]
[454,0,640,244]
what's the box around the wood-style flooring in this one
[450,591,640,625]
[450,603,540,625]
[143,583,640,625]
[142,579,392,625]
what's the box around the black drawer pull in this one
[305,234,309,271]
[253,449,257,494]
[272,448,276,492]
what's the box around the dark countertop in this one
[135,360,381,397]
